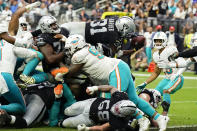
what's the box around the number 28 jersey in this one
[85,18,120,46]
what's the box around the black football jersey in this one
[89,91,129,124]
[37,28,69,73]
[85,18,120,46]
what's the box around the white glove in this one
[87,86,98,95]
[116,50,124,58]
[55,73,65,82]
[77,124,89,131]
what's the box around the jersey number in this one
[97,100,110,121]
[90,19,108,35]
[89,47,104,59]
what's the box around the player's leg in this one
[0,73,26,115]
[64,98,96,116]
[61,99,95,128]
[20,50,44,84]
[105,61,131,98]
[155,78,170,96]
[162,76,184,115]
[62,83,76,109]
[23,94,47,127]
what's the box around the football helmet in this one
[153,31,167,50]
[39,15,60,34]
[149,89,162,108]
[190,32,197,48]
[65,34,87,55]
[115,16,136,38]
[111,100,136,117]
[19,17,29,32]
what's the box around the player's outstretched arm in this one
[136,63,161,93]
[8,1,41,36]
[86,85,118,95]
[173,47,197,58]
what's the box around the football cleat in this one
[156,115,170,131]
[25,1,41,11]
[20,74,35,85]
[138,117,150,131]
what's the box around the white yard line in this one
[133,73,197,80]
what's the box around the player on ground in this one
[136,32,185,116]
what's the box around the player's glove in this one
[136,82,147,93]
[86,86,98,95]
[77,124,89,131]
[116,50,124,58]
[168,52,179,61]
[51,67,69,82]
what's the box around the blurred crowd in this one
[1,0,197,73]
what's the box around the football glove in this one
[136,82,147,94]
[86,86,98,95]
[77,124,89,131]
[168,52,179,61]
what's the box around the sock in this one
[62,83,76,108]
[134,110,143,120]
[23,50,43,76]
[49,101,61,126]
[32,72,49,83]
[153,113,160,120]
[163,93,171,104]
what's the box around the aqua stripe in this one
[0,40,3,46]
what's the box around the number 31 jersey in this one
[85,18,120,46]
[71,46,120,85]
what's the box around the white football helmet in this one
[111,100,136,117]
[39,15,60,34]
[115,16,136,38]
[190,32,197,48]
[19,17,29,32]
[149,89,162,108]
[153,31,167,50]
[65,34,87,55]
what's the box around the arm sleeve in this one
[178,47,197,58]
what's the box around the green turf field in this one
[3,71,197,131]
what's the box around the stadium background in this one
[1,0,197,130]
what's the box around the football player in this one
[60,85,136,131]
[61,34,169,131]
[136,32,185,116]
[5,2,48,86]
[61,16,137,55]
[0,1,42,115]
[36,15,76,126]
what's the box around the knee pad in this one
[161,101,170,112]
[36,51,44,60]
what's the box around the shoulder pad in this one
[71,48,88,64]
